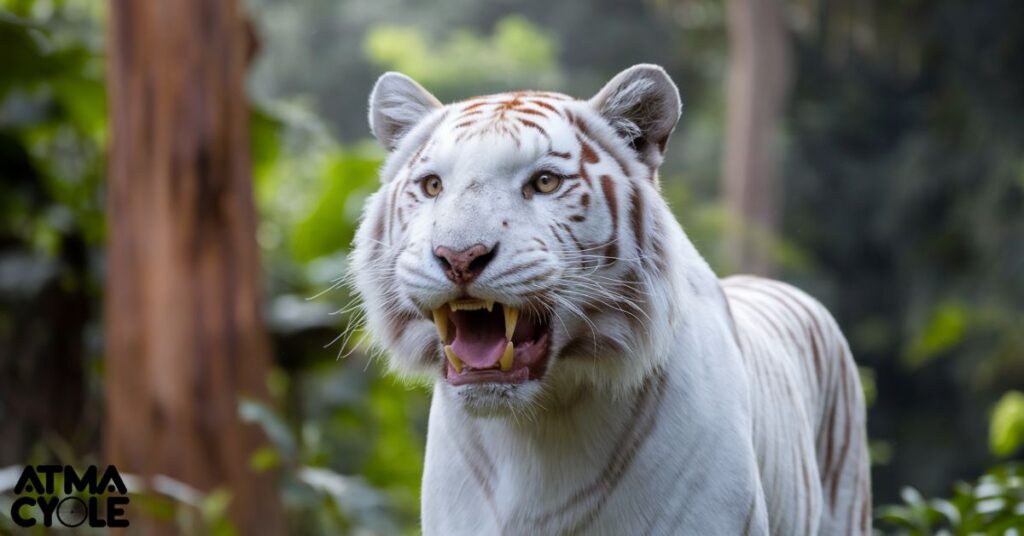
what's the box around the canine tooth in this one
[500,341,514,371]
[432,308,448,342]
[444,346,463,373]
[486,300,494,312]
[503,306,519,339]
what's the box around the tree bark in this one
[104,0,283,533]
[722,0,792,275]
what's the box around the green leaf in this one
[239,398,297,463]
[990,391,1024,457]
[363,15,561,95]
[250,446,282,471]
[290,151,380,262]
[905,302,968,367]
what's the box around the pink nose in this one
[434,243,496,284]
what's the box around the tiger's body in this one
[350,65,870,535]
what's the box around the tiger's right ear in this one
[368,72,443,152]
[589,64,681,167]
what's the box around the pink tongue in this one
[450,311,508,369]
[451,337,507,369]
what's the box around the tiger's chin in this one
[427,298,556,416]
[447,380,552,417]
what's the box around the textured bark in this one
[722,0,792,275]
[104,0,283,533]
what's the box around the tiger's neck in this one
[422,315,764,535]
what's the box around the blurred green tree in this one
[0,0,106,467]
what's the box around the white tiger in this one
[349,64,871,535]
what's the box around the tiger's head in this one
[351,65,689,415]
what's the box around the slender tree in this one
[722,0,791,274]
[104,0,282,532]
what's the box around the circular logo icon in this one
[56,497,87,527]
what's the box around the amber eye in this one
[421,175,443,197]
[531,172,563,194]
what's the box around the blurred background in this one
[0,0,1021,533]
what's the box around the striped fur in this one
[350,65,871,535]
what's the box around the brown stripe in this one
[529,99,562,114]
[386,181,401,241]
[568,374,668,534]
[860,483,871,533]
[406,141,428,169]
[740,495,756,536]
[557,222,587,254]
[601,175,619,263]
[749,282,828,385]
[487,260,542,282]
[822,389,839,503]
[369,204,385,243]
[718,284,743,349]
[518,118,550,139]
[579,137,600,164]
[572,113,630,177]
[801,450,812,535]
[549,224,566,246]
[829,359,854,508]
[848,451,863,533]
[513,107,549,118]
[619,269,647,331]
[629,183,645,252]
[726,280,831,405]
[452,428,505,534]
[555,182,582,199]
[532,374,667,532]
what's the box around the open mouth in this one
[431,299,551,386]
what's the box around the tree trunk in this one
[104,0,283,533]
[722,0,792,275]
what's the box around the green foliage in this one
[0,8,106,247]
[991,392,1024,458]
[877,464,1024,535]
[240,363,425,534]
[291,151,381,262]
[904,302,969,368]
[252,103,384,263]
[364,15,561,96]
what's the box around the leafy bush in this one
[877,464,1024,535]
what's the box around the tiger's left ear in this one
[589,64,682,166]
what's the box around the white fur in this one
[349,65,870,535]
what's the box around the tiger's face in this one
[351,65,683,415]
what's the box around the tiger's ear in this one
[589,64,682,165]
[368,72,443,152]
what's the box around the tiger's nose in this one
[434,243,497,285]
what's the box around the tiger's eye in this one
[532,172,562,194]
[422,175,443,197]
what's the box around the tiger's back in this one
[723,275,872,535]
